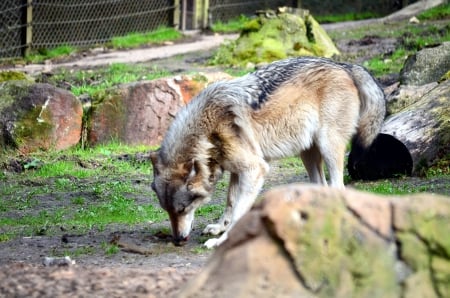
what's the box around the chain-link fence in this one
[0,0,417,59]
[31,0,176,48]
[0,0,178,59]
[0,1,27,58]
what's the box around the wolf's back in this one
[349,64,386,148]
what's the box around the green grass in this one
[0,141,164,241]
[351,179,444,195]
[102,242,120,255]
[20,27,182,64]
[363,48,408,77]
[196,205,223,221]
[315,12,381,23]
[417,3,450,20]
[46,63,172,97]
[25,45,76,63]
[110,26,182,49]
[210,15,251,33]
[343,21,450,76]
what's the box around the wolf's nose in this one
[173,235,189,246]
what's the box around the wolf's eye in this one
[191,194,202,202]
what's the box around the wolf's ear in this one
[150,151,160,175]
[149,151,158,165]
[184,159,201,182]
[209,164,223,183]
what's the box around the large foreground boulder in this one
[180,184,450,298]
[0,81,82,152]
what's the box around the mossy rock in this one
[212,10,340,67]
[0,81,82,152]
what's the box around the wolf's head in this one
[150,151,222,246]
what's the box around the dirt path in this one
[9,33,238,75]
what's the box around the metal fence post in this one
[24,0,32,56]
[201,0,209,29]
[173,0,180,29]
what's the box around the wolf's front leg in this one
[202,173,238,236]
[204,162,268,248]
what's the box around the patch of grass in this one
[190,246,209,254]
[47,63,172,97]
[279,156,305,169]
[351,179,436,195]
[358,22,449,76]
[50,246,96,258]
[0,195,166,238]
[210,15,251,33]
[363,48,408,77]
[33,161,92,179]
[110,27,182,49]
[101,242,120,255]
[195,204,223,221]
[0,141,163,240]
[315,12,381,24]
[223,67,252,77]
[417,3,450,20]
[23,27,182,64]
[0,233,11,242]
[26,45,76,63]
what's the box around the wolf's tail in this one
[349,64,386,148]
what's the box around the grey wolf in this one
[150,56,385,248]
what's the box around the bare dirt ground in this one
[1,18,449,297]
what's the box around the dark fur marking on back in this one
[247,57,343,110]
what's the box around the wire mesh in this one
[0,1,27,58]
[31,0,176,48]
[0,0,419,59]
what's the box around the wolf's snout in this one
[173,235,189,246]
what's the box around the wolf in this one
[150,56,385,248]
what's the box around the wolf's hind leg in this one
[300,144,327,185]
[318,136,346,189]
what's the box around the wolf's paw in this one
[202,223,225,236]
[203,235,227,249]
[203,237,223,249]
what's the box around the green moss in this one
[261,38,287,61]
[288,202,399,297]
[14,107,53,149]
[396,232,429,271]
[431,83,450,169]
[439,70,450,83]
[0,81,34,110]
[432,256,450,296]
[241,18,261,33]
[0,71,31,82]
[88,89,127,145]
[210,11,339,67]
